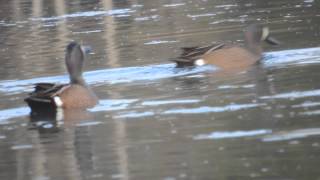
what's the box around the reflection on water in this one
[0,0,320,179]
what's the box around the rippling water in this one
[0,0,320,179]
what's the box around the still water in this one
[1,0,320,179]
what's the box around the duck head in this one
[244,24,280,54]
[65,42,92,85]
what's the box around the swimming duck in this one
[25,42,98,109]
[171,24,280,69]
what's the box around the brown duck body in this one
[25,42,98,110]
[201,46,261,69]
[58,84,98,108]
[25,83,98,109]
[172,24,279,70]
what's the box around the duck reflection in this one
[28,108,94,133]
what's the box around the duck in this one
[171,24,280,70]
[25,42,98,109]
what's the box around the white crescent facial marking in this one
[195,59,206,66]
[53,96,63,107]
[261,27,269,41]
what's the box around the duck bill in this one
[81,45,93,54]
[265,36,280,45]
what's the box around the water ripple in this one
[292,101,320,108]
[187,13,216,18]
[163,3,185,7]
[0,107,30,122]
[164,103,265,114]
[260,89,320,100]
[217,84,255,89]
[142,99,201,106]
[114,111,155,119]
[11,144,33,150]
[76,121,103,127]
[89,99,138,112]
[194,129,272,140]
[144,40,178,45]
[0,64,215,94]
[299,110,320,116]
[263,47,320,67]
[30,9,135,21]
[262,128,320,142]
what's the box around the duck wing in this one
[25,83,68,109]
[170,43,225,67]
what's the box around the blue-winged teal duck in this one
[25,42,98,109]
[171,24,279,69]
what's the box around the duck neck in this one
[66,52,86,86]
[244,38,262,56]
[70,76,86,86]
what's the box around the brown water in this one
[1,0,320,179]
